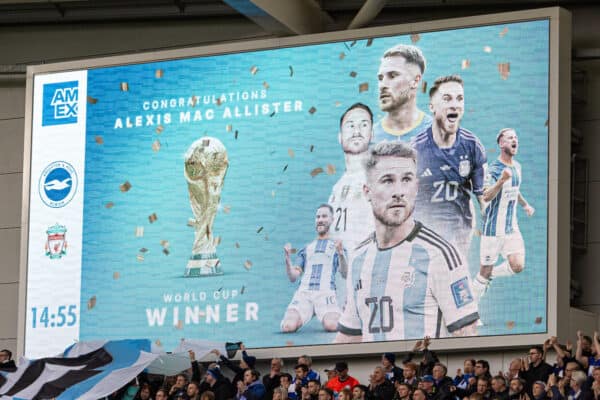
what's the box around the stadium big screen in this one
[22,11,561,358]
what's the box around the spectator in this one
[381,353,403,383]
[522,346,553,396]
[272,387,287,400]
[325,362,360,394]
[156,389,168,400]
[307,380,322,400]
[214,344,256,388]
[454,359,477,390]
[324,368,339,386]
[476,361,493,380]
[353,385,369,400]
[299,355,321,383]
[133,383,153,400]
[412,388,428,400]
[205,367,235,400]
[237,369,266,400]
[490,376,508,400]
[368,366,395,400]
[339,388,353,400]
[506,359,524,381]
[531,382,548,400]
[187,382,201,400]
[201,392,216,400]
[0,349,16,372]
[402,363,419,388]
[169,373,189,400]
[319,388,335,400]
[418,375,435,398]
[295,364,311,397]
[476,377,491,400]
[280,373,297,400]
[264,358,284,400]
[508,378,528,400]
[403,338,439,376]
[432,363,453,390]
[392,382,411,400]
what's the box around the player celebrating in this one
[281,204,347,333]
[335,141,479,343]
[329,103,375,249]
[412,75,487,256]
[374,44,432,143]
[471,128,535,300]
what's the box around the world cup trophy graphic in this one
[184,137,229,277]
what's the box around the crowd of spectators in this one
[14,330,600,400]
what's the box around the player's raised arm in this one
[284,244,303,282]
[518,193,535,216]
[482,168,511,203]
[335,240,348,279]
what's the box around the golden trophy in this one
[184,137,229,277]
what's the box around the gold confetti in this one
[120,82,129,91]
[474,229,482,237]
[366,38,374,47]
[310,167,324,177]
[499,27,509,37]
[152,140,161,152]
[155,339,162,347]
[461,59,471,69]
[156,125,164,134]
[286,341,294,346]
[155,69,164,78]
[137,254,144,262]
[350,40,357,47]
[421,81,427,94]
[326,164,336,175]
[148,213,158,223]
[250,65,258,75]
[269,111,276,117]
[214,236,222,245]
[223,205,231,214]
[506,321,515,329]
[187,218,195,227]
[257,226,263,233]
[264,234,269,241]
[309,106,317,114]
[335,101,341,107]
[359,83,369,93]
[288,148,295,158]
[290,248,297,254]
[235,242,240,248]
[535,317,543,324]
[163,248,170,255]
[216,98,222,106]
[289,66,294,77]
[271,190,275,197]
[263,81,269,89]
[544,119,549,127]
[241,285,245,294]
[349,71,357,78]
[135,226,144,237]
[235,130,239,139]
[190,96,198,107]
[105,202,114,209]
[339,52,345,60]
[87,96,98,104]
[498,63,510,80]
[160,240,170,248]
[120,181,132,192]
[244,260,253,270]
[176,320,183,329]
[226,124,233,132]
[310,145,314,152]
[113,271,120,280]
[484,46,492,53]
[410,34,420,43]
[87,296,96,310]
[95,136,104,145]
[139,248,148,253]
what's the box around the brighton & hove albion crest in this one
[459,158,471,177]
[45,223,67,259]
[39,161,78,208]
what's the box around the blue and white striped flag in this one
[0,339,158,400]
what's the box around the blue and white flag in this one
[0,339,158,400]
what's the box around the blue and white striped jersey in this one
[482,159,522,236]
[372,112,432,144]
[295,239,342,291]
[337,222,479,341]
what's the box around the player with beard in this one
[412,75,487,258]
[472,128,535,301]
[334,141,479,343]
[280,204,347,333]
[374,44,432,143]
[329,103,375,250]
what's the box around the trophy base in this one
[184,256,223,277]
